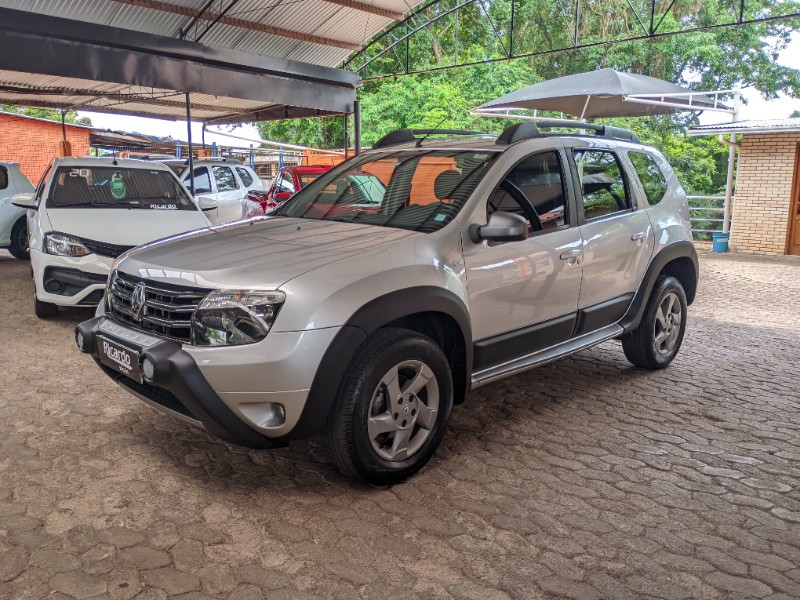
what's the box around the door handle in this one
[560,249,581,262]
[631,232,647,243]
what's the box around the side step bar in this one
[471,324,623,388]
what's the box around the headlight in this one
[192,290,285,346]
[45,233,90,257]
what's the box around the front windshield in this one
[47,166,197,211]
[273,150,499,233]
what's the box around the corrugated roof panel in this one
[231,30,312,58]
[314,11,393,45]
[106,4,187,37]
[285,44,352,65]
[0,0,432,68]
[28,0,123,24]
[258,2,343,35]
[688,118,800,136]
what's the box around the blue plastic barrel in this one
[712,232,730,253]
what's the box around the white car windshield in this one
[47,166,196,211]
[273,150,499,233]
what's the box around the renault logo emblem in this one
[130,282,146,322]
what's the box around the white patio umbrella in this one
[473,68,728,119]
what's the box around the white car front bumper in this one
[30,248,113,307]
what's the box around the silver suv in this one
[76,121,699,484]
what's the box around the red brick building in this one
[0,111,91,183]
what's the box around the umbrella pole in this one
[579,96,591,120]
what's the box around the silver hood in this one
[116,217,421,290]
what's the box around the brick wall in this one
[0,114,91,183]
[729,133,799,255]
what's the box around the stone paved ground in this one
[1,249,799,600]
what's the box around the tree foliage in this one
[0,105,92,126]
[258,0,800,194]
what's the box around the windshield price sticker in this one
[110,172,127,200]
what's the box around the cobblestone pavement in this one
[1,249,799,600]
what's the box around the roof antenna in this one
[415,114,450,147]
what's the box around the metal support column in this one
[354,100,361,156]
[722,88,741,234]
[344,113,349,159]
[186,92,195,196]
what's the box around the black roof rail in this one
[496,119,640,145]
[372,128,491,149]
[495,122,542,144]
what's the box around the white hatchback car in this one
[13,157,211,318]
[0,162,35,259]
[177,159,264,224]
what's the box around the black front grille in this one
[80,289,105,306]
[80,237,135,259]
[107,271,209,343]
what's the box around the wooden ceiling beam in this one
[108,0,362,50]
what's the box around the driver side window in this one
[488,150,568,235]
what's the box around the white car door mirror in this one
[197,196,218,211]
[11,192,36,209]
[469,211,529,244]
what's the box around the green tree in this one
[0,105,91,126]
[791,109,800,118]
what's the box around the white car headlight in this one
[191,290,285,346]
[45,233,91,257]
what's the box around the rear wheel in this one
[622,275,687,369]
[8,218,29,260]
[325,328,453,485]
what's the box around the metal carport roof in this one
[0,0,422,123]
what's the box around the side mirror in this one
[469,211,529,244]
[11,193,36,209]
[275,192,292,201]
[197,196,218,211]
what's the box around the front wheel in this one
[325,328,453,485]
[622,275,687,369]
[8,218,29,260]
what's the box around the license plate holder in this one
[97,336,143,383]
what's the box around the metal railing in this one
[687,195,728,240]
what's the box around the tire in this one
[325,327,453,485]
[34,293,59,319]
[622,275,687,369]
[8,218,29,260]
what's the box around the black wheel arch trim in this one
[281,286,473,442]
[619,241,698,334]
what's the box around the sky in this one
[78,34,800,146]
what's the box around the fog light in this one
[271,403,286,426]
[142,357,155,382]
[46,279,65,294]
[76,331,85,352]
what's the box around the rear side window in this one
[629,152,668,205]
[573,149,631,220]
[213,166,239,191]
[235,167,254,187]
[0,167,7,190]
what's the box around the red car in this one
[262,165,333,213]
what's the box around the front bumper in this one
[31,249,111,307]
[76,316,339,447]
